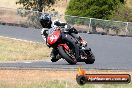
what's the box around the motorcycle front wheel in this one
[58,46,77,65]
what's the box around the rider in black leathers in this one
[40,13,87,62]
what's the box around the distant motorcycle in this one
[41,26,95,65]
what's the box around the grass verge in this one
[0,70,131,88]
[0,37,51,61]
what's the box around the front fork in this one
[62,34,80,61]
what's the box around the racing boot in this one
[50,49,61,62]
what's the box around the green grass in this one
[0,80,94,88]
[0,37,51,61]
[0,80,131,88]
[0,70,131,88]
[102,83,132,88]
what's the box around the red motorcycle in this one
[43,27,95,65]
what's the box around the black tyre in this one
[76,75,87,85]
[58,46,77,65]
[85,51,95,64]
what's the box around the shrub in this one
[65,0,121,20]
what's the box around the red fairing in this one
[47,31,60,45]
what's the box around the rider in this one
[40,13,87,62]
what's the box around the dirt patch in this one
[0,0,20,9]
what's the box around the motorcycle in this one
[41,26,95,65]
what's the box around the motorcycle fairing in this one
[47,30,60,45]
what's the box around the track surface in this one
[0,25,132,70]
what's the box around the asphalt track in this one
[0,25,132,70]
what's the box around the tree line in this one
[16,0,132,22]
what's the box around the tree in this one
[16,0,56,28]
[65,0,121,20]
[16,0,56,12]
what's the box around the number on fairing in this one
[50,35,57,42]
